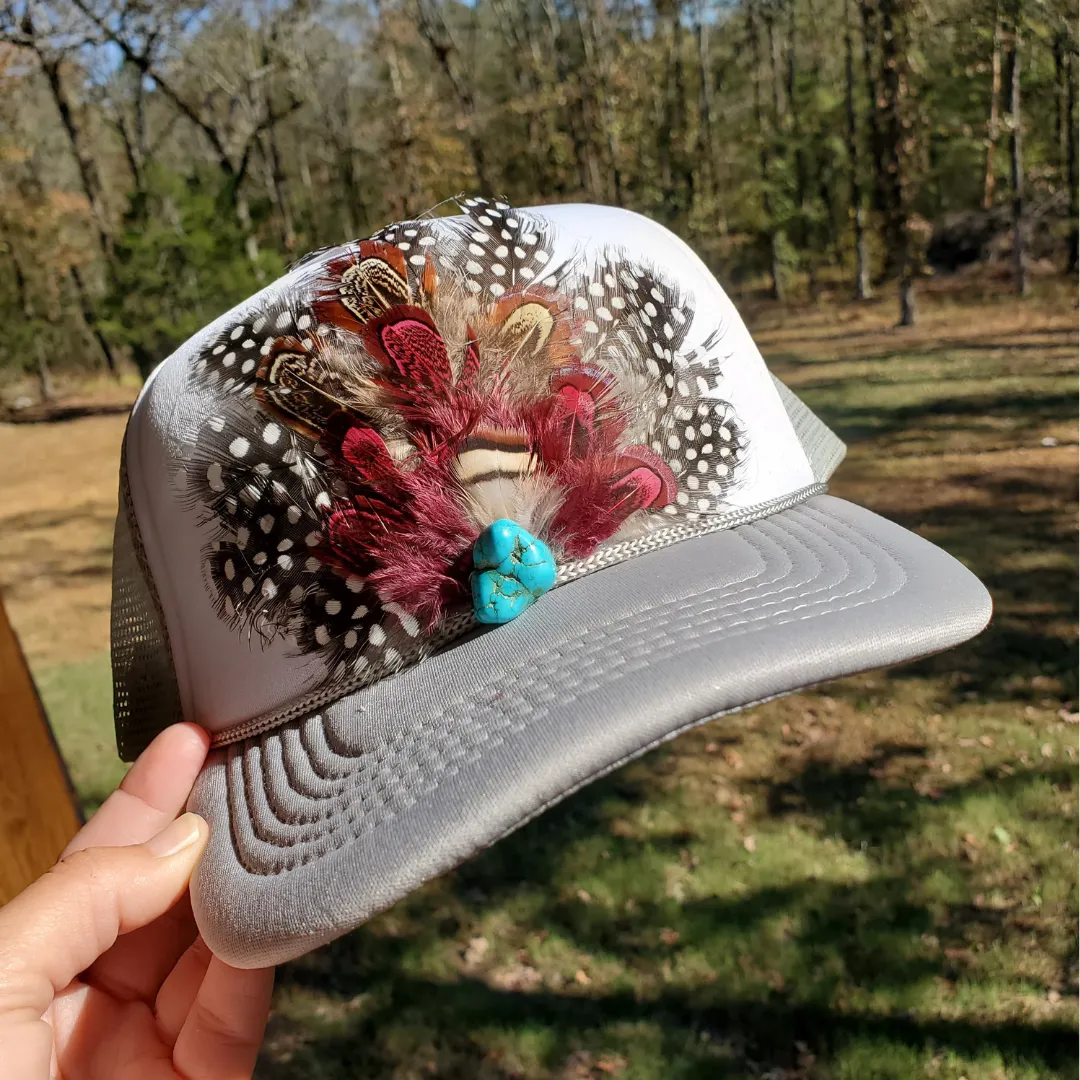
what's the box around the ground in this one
[0,272,1076,1079]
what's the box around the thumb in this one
[0,813,208,1023]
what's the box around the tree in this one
[0,0,1074,389]
[101,168,284,379]
[1003,0,1026,296]
[878,0,919,325]
[0,3,120,373]
[983,2,1003,209]
[844,0,871,298]
[68,0,306,265]
[748,0,786,300]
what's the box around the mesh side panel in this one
[111,440,185,761]
[771,374,847,482]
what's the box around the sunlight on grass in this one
[255,300,1075,1079]
[35,652,126,815]
[14,292,1076,1079]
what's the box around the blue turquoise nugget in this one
[471,519,558,624]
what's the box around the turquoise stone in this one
[471,519,557,625]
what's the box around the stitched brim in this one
[188,495,991,967]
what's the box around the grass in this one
[36,657,127,816]
[9,276,1077,1078]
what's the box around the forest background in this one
[0,0,1076,390]
[0,2,1077,1079]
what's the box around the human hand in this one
[0,724,274,1079]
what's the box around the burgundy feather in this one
[186,196,746,676]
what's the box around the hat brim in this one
[188,495,991,967]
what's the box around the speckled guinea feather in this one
[183,196,749,677]
[445,199,746,518]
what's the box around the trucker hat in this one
[111,197,992,967]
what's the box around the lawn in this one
[5,274,1077,1079]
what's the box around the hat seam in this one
[247,509,823,806]
[291,512,808,786]
[233,502,881,846]
[224,502,906,870]
[207,481,829,749]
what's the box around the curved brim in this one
[189,495,991,967]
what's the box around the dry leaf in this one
[490,963,543,991]
[596,1055,627,1074]
[463,936,488,967]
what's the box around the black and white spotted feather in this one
[183,196,747,678]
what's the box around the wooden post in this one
[0,593,81,904]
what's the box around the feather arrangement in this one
[184,198,746,676]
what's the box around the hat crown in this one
[117,199,825,748]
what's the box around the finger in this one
[154,934,213,1045]
[64,724,210,856]
[172,957,274,1079]
[0,815,208,1029]
[83,892,198,1005]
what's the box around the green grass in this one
[36,294,1077,1079]
[37,654,127,816]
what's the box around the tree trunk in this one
[30,45,121,374]
[414,0,490,191]
[749,1,784,301]
[787,0,807,212]
[766,9,783,126]
[984,8,1002,209]
[110,59,150,197]
[857,0,888,214]
[574,0,623,205]
[10,251,57,394]
[694,3,717,206]
[68,266,118,374]
[36,346,55,404]
[879,0,917,325]
[67,0,280,266]
[374,0,423,215]
[541,0,593,196]
[1052,32,1066,169]
[1067,44,1078,273]
[490,0,548,192]
[264,127,296,252]
[340,141,364,239]
[844,0,871,299]
[37,54,112,263]
[654,2,692,221]
[899,277,916,327]
[1006,15,1027,297]
[236,194,262,274]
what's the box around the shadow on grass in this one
[881,466,1076,708]
[799,388,1078,448]
[261,748,1076,1079]
[253,328,1076,1078]
[0,507,116,589]
[779,365,1077,712]
[259,978,1074,1080]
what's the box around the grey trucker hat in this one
[111,198,991,967]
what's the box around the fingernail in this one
[147,813,206,858]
